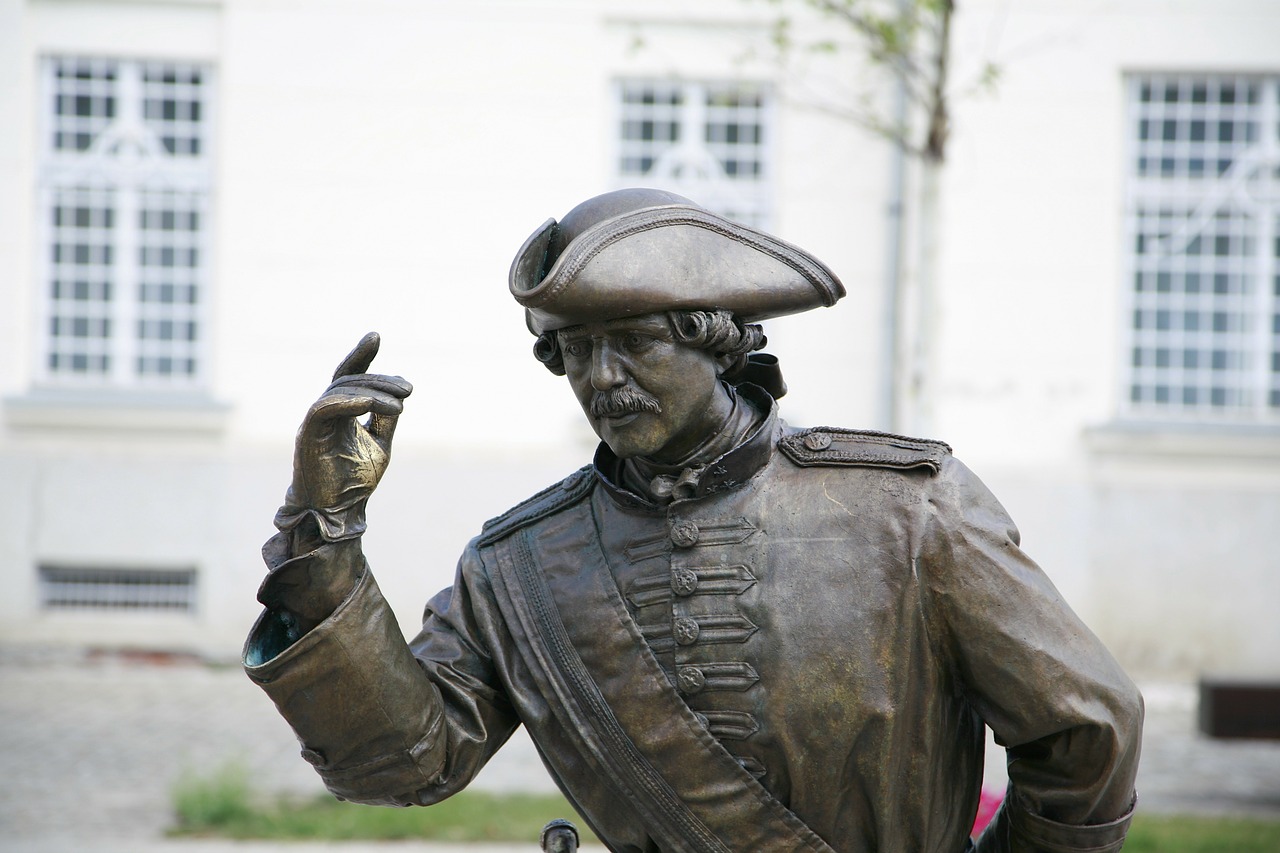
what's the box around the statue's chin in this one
[595,413,659,460]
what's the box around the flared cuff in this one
[274,500,367,542]
[980,790,1136,853]
[243,569,448,803]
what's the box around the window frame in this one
[611,78,775,229]
[33,55,216,393]
[1119,72,1280,426]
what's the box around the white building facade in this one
[0,0,1276,677]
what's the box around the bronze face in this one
[557,313,734,463]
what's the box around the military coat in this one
[245,407,1141,853]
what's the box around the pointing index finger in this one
[333,332,381,381]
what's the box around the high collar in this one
[592,384,779,512]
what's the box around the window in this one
[615,80,772,227]
[38,57,213,389]
[1123,74,1280,422]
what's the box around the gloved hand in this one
[275,332,413,542]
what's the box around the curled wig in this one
[533,309,765,378]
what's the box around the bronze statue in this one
[245,188,1142,852]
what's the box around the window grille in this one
[615,80,772,228]
[1123,74,1280,422]
[38,565,197,612]
[38,57,213,389]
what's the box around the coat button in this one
[670,519,700,548]
[671,569,698,596]
[803,431,832,451]
[674,617,701,645]
[677,666,706,694]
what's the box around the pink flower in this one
[972,787,1005,837]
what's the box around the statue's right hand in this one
[278,332,413,539]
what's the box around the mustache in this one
[590,386,662,418]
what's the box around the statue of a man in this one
[245,189,1142,853]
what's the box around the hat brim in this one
[510,203,844,335]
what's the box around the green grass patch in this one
[171,760,596,843]
[173,763,1280,849]
[171,759,257,830]
[1124,813,1280,853]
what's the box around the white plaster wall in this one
[1,0,1277,677]
[0,1,233,651]
[936,0,1280,676]
[212,0,881,453]
[938,0,1280,465]
[1086,468,1280,675]
[0,0,885,656]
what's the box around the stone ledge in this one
[1083,421,1280,460]
[3,389,231,435]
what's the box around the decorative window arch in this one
[613,79,773,229]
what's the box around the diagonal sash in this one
[483,496,837,853]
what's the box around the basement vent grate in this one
[38,566,197,612]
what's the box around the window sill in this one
[3,388,231,435]
[1083,420,1280,460]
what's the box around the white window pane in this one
[141,62,207,157]
[135,190,203,379]
[50,58,118,152]
[46,187,116,376]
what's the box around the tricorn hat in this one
[509,188,845,334]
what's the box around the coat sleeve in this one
[918,457,1142,853]
[242,537,520,806]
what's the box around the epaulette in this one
[778,427,951,474]
[477,465,595,546]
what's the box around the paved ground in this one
[1,648,1277,853]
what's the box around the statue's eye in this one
[622,333,655,352]
[563,340,591,359]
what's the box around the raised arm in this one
[244,334,519,807]
[256,332,413,636]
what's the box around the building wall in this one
[935,0,1280,675]
[0,0,886,657]
[1,0,1276,677]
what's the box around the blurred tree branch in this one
[747,0,1000,432]
[755,0,1002,164]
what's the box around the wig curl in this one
[533,309,765,378]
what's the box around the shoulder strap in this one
[778,427,951,473]
[478,466,594,546]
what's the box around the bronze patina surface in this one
[245,189,1142,853]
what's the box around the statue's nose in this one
[590,341,626,391]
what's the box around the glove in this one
[275,332,413,542]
